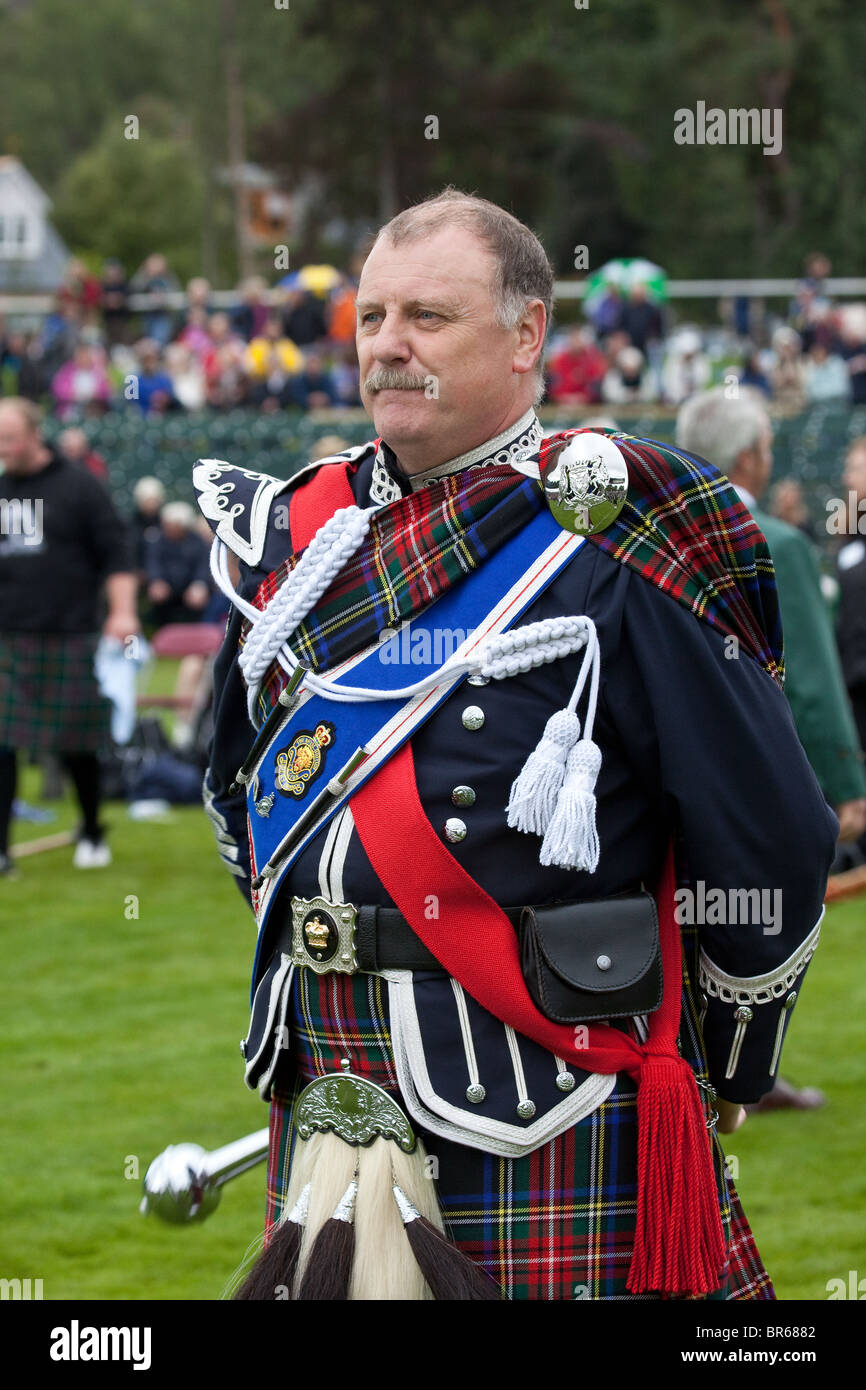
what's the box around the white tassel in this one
[506,708,581,834]
[539,738,602,870]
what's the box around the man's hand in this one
[183,581,209,609]
[715,1098,747,1133]
[148,579,171,603]
[835,797,866,843]
[103,610,140,642]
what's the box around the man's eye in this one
[360,312,381,324]
[417,310,438,321]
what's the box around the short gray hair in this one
[375,189,552,394]
[676,387,770,476]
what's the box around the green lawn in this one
[1,769,864,1300]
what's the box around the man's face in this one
[756,422,774,496]
[355,225,541,470]
[843,445,866,502]
[0,409,40,474]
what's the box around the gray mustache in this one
[365,369,429,393]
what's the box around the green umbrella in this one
[583,258,668,311]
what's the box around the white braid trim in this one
[209,528,596,710]
[299,616,592,704]
[239,504,372,693]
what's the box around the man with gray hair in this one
[678,386,866,1112]
[198,191,836,1300]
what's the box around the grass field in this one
[1,757,864,1301]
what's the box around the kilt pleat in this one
[264,967,775,1302]
[0,631,112,753]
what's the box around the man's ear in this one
[512,300,547,377]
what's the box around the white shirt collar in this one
[734,484,758,511]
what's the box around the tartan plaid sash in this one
[555,428,784,685]
[245,462,543,722]
[244,428,783,725]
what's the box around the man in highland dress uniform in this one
[197,192,837,1300]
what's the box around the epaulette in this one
[193,443,376,567]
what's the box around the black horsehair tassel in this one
[235,1182,311,1301]
[391,1184,502,1301]
[296,1177,358,1301]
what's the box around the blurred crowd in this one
[547,253,866,410]
[3,250,865,422]
[0,252,366,420]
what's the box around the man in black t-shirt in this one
[0,398,139,874]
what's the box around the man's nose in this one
[370,313,412,364]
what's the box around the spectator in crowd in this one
[284,349,338,410]
[1,331,47,401]
[660,327,711,405]
[329,340,362,408]
[243,315,304,409]
[678,387,866,882]
[130,476,166,575]
[836,437,866,827]
[144,501,212,628]
[327,270,360,344]
[678,387,866,1108]
[51,342,112,420]
[55,259,103,327]
[176,305,213,364]
[164,342,206,412]
[790,252,834,350]
[546,326,607,405]
[281,287,328,347]
[770,327,806,412]
[738,348,772,396]
[231,275,270,342]
[838,304,866,405]
[130,253,180,346]
[131,339,177,414]
[56,426,108,482]
[601,344,656,404]
[0,397,138,874]
[586,284,623,338]
[768,478,817,542]
[203,313,247,408]
[619,283,664,356]
[100,259,131,346]
[803,338,850,403]
[310,432,350,461]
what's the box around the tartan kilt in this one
[265,967,775,1302]
[0,631,112,754]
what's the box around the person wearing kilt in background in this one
[0,398,138,874]
[198,193,838,1300]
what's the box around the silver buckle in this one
[290,895,359,975]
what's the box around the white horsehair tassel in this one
[539,623,602,871]
[506,618,597,834]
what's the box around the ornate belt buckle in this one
[291,895,359,975]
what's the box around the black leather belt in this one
[275,892,522,976]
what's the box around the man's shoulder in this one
[753,507,814,562]
[193,441,376,566]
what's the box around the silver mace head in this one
[140,1128,269,1225]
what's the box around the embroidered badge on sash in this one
[274,721,336,798]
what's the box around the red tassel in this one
[626,1054,727,1297]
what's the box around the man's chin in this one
[369,391,435,438]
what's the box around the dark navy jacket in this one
[197,440,838,1119]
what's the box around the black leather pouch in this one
[519,891,662,1024]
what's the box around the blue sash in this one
[246,508,583,992]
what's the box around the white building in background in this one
[0,155,70,292]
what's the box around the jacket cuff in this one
[698,914,822,1102]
